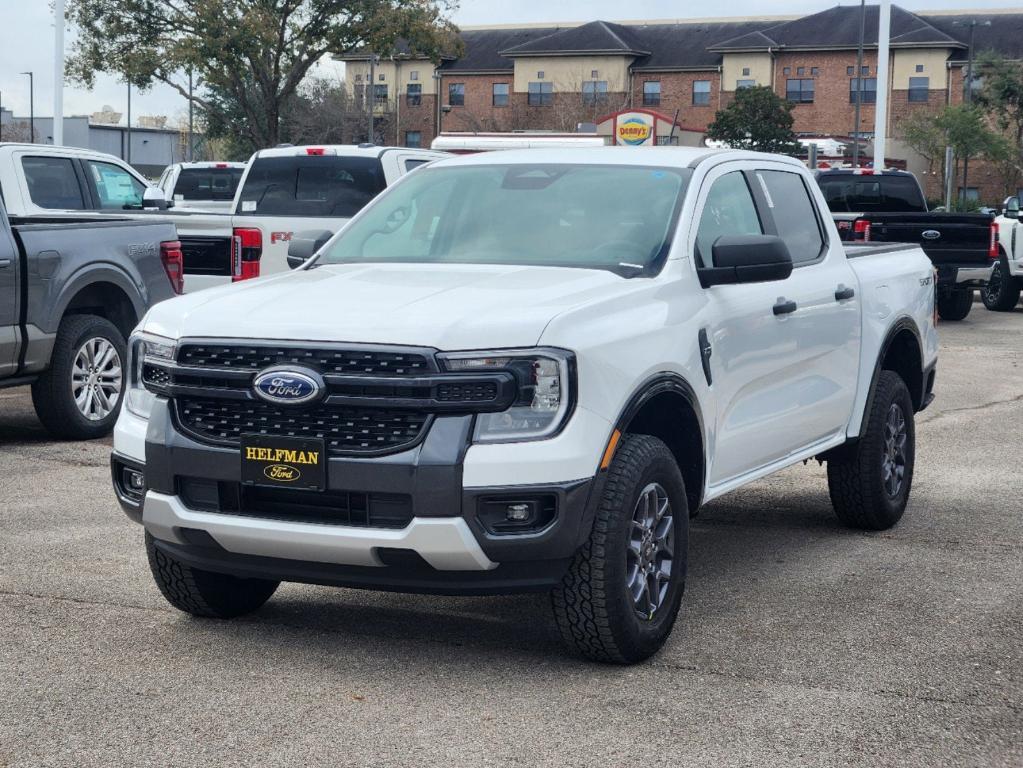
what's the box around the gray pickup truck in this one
[1,195,180,438]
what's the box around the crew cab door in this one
[0,209,20,377]
[695,163,860,486]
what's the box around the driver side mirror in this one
[1003,196,1020,219]
[142,187,171,211]
[287,230,334,269]
[698,235,794,288]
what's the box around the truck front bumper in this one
[112,400,607,594]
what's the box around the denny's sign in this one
[598,108,680,147]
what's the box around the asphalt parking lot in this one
[1,306,1021,768]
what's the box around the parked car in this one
[112,148,937,664]
[815,167,996,321]
[0,190,181,439]
[986,196,1023,311]
[156,161,246,212]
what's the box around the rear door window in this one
[85,160,146,209]
[21,156,87,210]
[236,155,386,217]
[695,171,763,268]
[756,170,825,265]
[173,167,244,201]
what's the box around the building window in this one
[783,67,791,75]
[406,83,422,106]
[693,80,711,105]
[797,66,805,76]
[786,78,815,103]
[379,74,385,81]
[492,83,509,106]
[736,79,756,89]
[643,80,661,106]
[528,81,553,106]
[405,131,422,148]
[742,67,751,76]
[373,84,388,105]
[811,67,819,76]
[537,70,545,79]
[908,76,929,102]
[410,71,419,81]
[355,73,363,82]
[849,77,877,103]
[915,64,924,73]
[862,65,870,75]
[958,186,979,203]
[448,82,465,106]
[846,66,854,76]
[582,80,608,105]
[591,69,599,78]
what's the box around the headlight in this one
[439,348,574,442]
[125,331,176,418]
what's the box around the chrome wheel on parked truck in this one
[71,336,123,421]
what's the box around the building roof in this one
[628,22,778,69]
[922,12,1023,61]
[712,5,964,50]
[500,21,650,56]
[439,27,560,71]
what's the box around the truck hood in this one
[142,262,629,350]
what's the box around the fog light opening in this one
[478,495,556,535]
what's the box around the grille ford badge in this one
[253,367,323,405]
[921,229,941,240]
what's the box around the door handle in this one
[835,285,855,301]
[773,298,798,316]
[0,259,11,269]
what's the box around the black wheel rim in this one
[984,264,1003,303]
[627,482,674,621]
[882,403,908,498]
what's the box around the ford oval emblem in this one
[253,367,323,405]
[921,229,941,240]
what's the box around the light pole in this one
[126,80,131,164]
[851,0,866,166]
[20,72,34,143]
[188,68,194,162]
[955,19,991,207]
[0,90,3,142]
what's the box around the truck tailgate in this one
[867,213,993,267]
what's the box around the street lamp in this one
[20,71,33,143]
[0,90,3,142]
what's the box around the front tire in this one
[936,288,973,321]
[551,434,688,664]
[827,371,915,530]
[981,258,1022,311]
[31,314,127,439]
[146,533,279,618]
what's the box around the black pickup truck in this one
[815,168,995,321]
[1,195,180,438]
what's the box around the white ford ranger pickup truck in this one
[111,148,938,664]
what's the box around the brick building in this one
[341,5,1023,204]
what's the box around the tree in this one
[975,53,1023,196]
[705,86,799,154]
[66,0,459,150]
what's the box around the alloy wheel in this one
[71,337,123,421]
[881,402,908,498]
[627,482,675,620]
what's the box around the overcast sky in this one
[1,0,1019,128]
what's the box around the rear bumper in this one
[954,265,994,285]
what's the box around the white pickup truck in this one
[986,196,1023,311]
[112,148,938,664]
[0,143,445,292]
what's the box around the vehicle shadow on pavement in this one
[172,483,853,664]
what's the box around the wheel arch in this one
[612,373,706,513]
[52,271,143,341]
[859,317,926,437]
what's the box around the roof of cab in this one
[251,144,448,160]
[428,146,806,170]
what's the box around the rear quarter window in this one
[236,155,386,217]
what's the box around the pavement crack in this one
[920,392,1023,424]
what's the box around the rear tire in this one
[936,288,973,321]
[31,314,126,440]
[827,371,915,530]
[551,434,688,664]
[981,258,1022,311]
[146,533,279,618]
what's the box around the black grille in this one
[178,344,431,376]
[175,397,429,455]
[180,478,413,529]
[437,381,499,402]
[142,364,171,387]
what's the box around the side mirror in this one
[698,235,794,287]
[142,187,170,210]
[287,229,334,269]
[1003,196,1020,219]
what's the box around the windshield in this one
[236,155,386,217]
[174,167,244,201]
[818,174,926,213]
[316,163,691,275]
